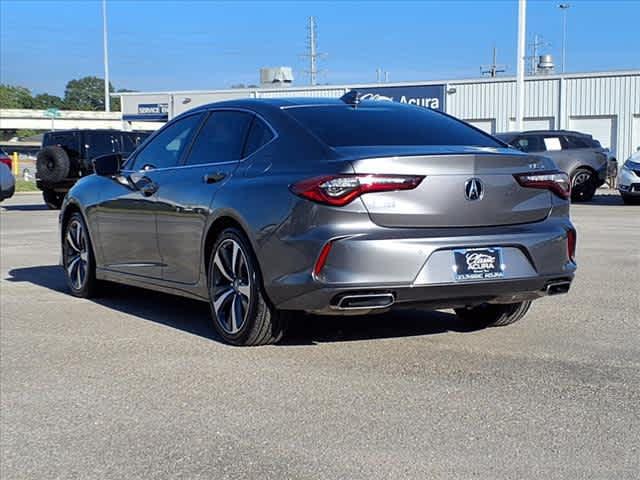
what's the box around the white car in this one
[618,150,640,205]
[0,149,16,202]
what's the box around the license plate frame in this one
[453,247,505,281]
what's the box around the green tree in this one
[32,93,65,110]
[64,76,116,111]
[0,84,34,108]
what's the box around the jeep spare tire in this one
[37,146,70,184]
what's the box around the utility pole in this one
[102,0,110,112]
[481,46,506,77]
[515,0,526,131]
[559,3,570,73]
[304,16,325,86]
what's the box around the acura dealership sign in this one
[355,85,445,110]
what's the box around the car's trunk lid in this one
[336,146,555,228]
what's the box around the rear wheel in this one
[43,189,64,209]
[571,168,597,202]
[208,228,287,346]
[63,212,97,298]
[454,301,532,328]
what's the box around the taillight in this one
[290,174,424,206]
[567,228,577,263]
[0,157,11,169]
[513,171,571,199]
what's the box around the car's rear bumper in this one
[266,214,576,313]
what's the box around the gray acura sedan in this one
[59,95,576,345]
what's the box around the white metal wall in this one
[119,71,640,163]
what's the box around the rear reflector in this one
[291,174,424,206]
[313,241,334,277]
[513,171,571,199]
[567,228,577,262]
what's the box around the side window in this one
[513,136,541,152]
[121,133,149,156]
[131,114,202,170]
[563,135,590,149]
[86,133,118,159]
[184,111,253,165]
[243,117,275,157]
[47,133,81,159]
[542,136,562,152]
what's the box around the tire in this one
[621,193,640,205]
[42,189,64,209]
[454,301,532,328]
[207,228,287,346]
[62,212,98,298]
[570,168,597,202]
[36,146,70,184]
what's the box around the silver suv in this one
[496,130,610,202]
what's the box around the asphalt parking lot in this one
[1,192,638,479]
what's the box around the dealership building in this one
[117,69,640,164]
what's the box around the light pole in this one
[558,3,570,74]
[515,0,526,131]
[102,0,110,112]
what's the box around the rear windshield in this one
[285,105,502,148]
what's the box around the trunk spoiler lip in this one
[330,145,525,160]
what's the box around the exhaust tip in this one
[334,293,395,310]
[545,281,571,296]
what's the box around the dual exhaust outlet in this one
[331,280,571,311]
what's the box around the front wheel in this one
[454,301,532,328]
[571,168,597,202]
[63,212,98,298]
[208,228,287,346]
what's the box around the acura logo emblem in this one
[464,178,483,201]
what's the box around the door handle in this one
[204,172,226,184]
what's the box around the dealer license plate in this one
[453,247,504,281]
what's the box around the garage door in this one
[569,115,617,150]
[464,119,495,134]
[509,117,555,131]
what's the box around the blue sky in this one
[1,0,639,95]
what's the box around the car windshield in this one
[285,105,502,148]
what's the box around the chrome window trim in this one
[124,107,279,174]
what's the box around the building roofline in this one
[112,69,640,97]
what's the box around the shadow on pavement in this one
[6,265,480,346]
[582,192,624,206]
[1,203,50,211]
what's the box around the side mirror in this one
[93,153,122,176]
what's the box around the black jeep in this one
[36,129,150,209]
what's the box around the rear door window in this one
[284,105,502,147]
[184,111,253,165]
